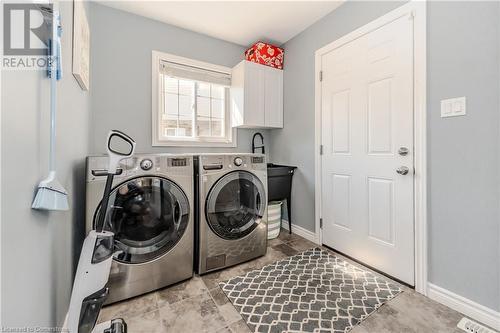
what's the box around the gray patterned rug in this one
[219,248,402,333]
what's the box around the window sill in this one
[152,138,237,148]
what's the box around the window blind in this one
[159,60,231,87]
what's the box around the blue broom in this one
[32,11,68,211]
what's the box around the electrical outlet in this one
[457,317,497,333]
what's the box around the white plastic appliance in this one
[65,130,136,333]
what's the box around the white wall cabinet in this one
[231,60,283,128]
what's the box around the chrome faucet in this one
[252,132,265,154]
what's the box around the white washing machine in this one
[86,154,194,304]
[196,153,268,274]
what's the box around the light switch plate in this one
[441,97,466,117]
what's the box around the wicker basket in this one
[267,201,283,239]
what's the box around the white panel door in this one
[321,15,414,284]
[264,67,283,128]
[244,62,265,126]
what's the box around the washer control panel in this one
[251,156,264,164]
[233,157,243,166]
[140,158,153,171]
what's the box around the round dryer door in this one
[94,176,190,264]
[206,170,266,240]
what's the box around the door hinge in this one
[319,71,323,82]
[320,218,323,229]
[320,145,324,155]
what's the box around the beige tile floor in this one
[98,230,465,333]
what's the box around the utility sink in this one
[267,163,297,177]
[267,163,297,233]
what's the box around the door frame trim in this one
[313,1,427,295]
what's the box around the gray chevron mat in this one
[219,248,402,333]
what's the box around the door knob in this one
[396,166,410,175]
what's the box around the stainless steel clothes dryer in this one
[86,154,194,304]
[196,154,267,274]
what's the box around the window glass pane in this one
[197,96,210,117]
[179,80,194,96]
[165,128,176,137]
[165,119,177,127]
[163,114,177,122]
[178,117,192,137]
[197,82,210,97]
[165,93,178,116]
[212,85,225,99]
[158,68,231,143]
[165,77,178,94]
[211,119,223,137]
[179,95,194,118]
[211,99,224,119]
[197,116,210,136]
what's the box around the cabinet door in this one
[244,62,265,126]
[264,68,283,128]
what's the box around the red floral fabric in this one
[245,42,284,70]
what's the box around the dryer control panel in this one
[251,156,265,164]
[200,154,266,174]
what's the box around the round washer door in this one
[206,170,266,240]
[94,176,190,264]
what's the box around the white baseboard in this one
[281,220,319,244]
[427,283,500,331]
[61,312,68,331]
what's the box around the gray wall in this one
[89,3,269,156]
[427,1,499,311]
[272,1,500,311]
[1,1,90,327]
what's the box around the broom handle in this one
[49,12,57,172]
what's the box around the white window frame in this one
[152,50,237,147]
